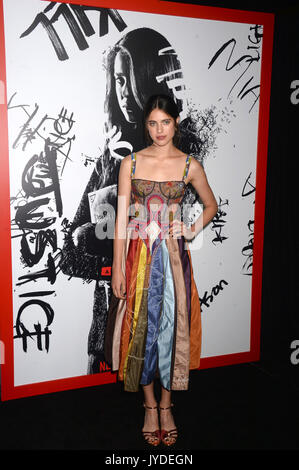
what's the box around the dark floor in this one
[0,361,298,453]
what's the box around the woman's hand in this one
[111,267,126,299]
[169,219,196,241]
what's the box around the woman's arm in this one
[189,157,218,237]
[111,154,132,298]
[171,157,218,240]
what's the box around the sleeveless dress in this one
[104,153,202,392]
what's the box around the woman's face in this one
[146,108,179,147]
[114,50,139,123]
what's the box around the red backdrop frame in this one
[0,0,274,400]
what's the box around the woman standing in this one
[106,94,218,446]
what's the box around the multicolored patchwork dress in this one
[105,153,202,392]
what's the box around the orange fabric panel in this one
[187,248,202,369]
[118,237,142,380]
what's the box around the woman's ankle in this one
[159,401,173,409]
[144,402,158,409]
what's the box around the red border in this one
[0,0,14,400]
[0,0,274,401]
[250,15,274,360]
[41,0,273,23]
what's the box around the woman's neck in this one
[150,141,177,158]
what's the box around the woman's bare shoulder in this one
[120,154,132,167]
[189,155,203,168]
[122,154,132,162]
[118,154,133,179]
[185,156,204,184]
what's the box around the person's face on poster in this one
[114,50,140,124]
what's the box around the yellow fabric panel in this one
[123,241,147,381]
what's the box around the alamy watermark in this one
[93,197,204,250]
[290,340,299,365]
[290,80,299,104]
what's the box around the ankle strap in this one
[143,403,158,410]
[159,403,174,410]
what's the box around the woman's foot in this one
[142,403,161,446]
[159,403,178,446]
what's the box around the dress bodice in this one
[130,152,190,207]
[127,153,191,250]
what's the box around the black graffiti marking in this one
[211,196,229,244]
[208,24,263,112]
[60,217,74,240]
[10,189,31,238]
[182,104,222,161]
[20,139,62,217]
[16,251,62,287]
[14,299,54,353]
[8,93,41,151]
[52,107,75,136]
[10,188,27,207]
[241,172,255,276]
[11,226,36,240]
[242,171,256,199]
[52,108,75,174]
[8,99,74,354]
[19,291,55,297]
[248,24,263,45]
[20,229,57,268]
[199,279,229,308]
[22,154,48,197]
[20,3,127,61]
[8,94,75,176]
[12,102,42,151]
[242,219,254,276]
[15,197,56,230]
[81,153,96,167]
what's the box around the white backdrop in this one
[3,0,262,388]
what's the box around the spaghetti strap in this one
[183,155,191,182]
[131,152,136,179]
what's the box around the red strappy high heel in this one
[159,403,178,446]
[142,404,161,446]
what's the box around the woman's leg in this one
[142,382,160,444]
[143,382,157,407]
[160,385,172,408]
[159,386,177,445]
